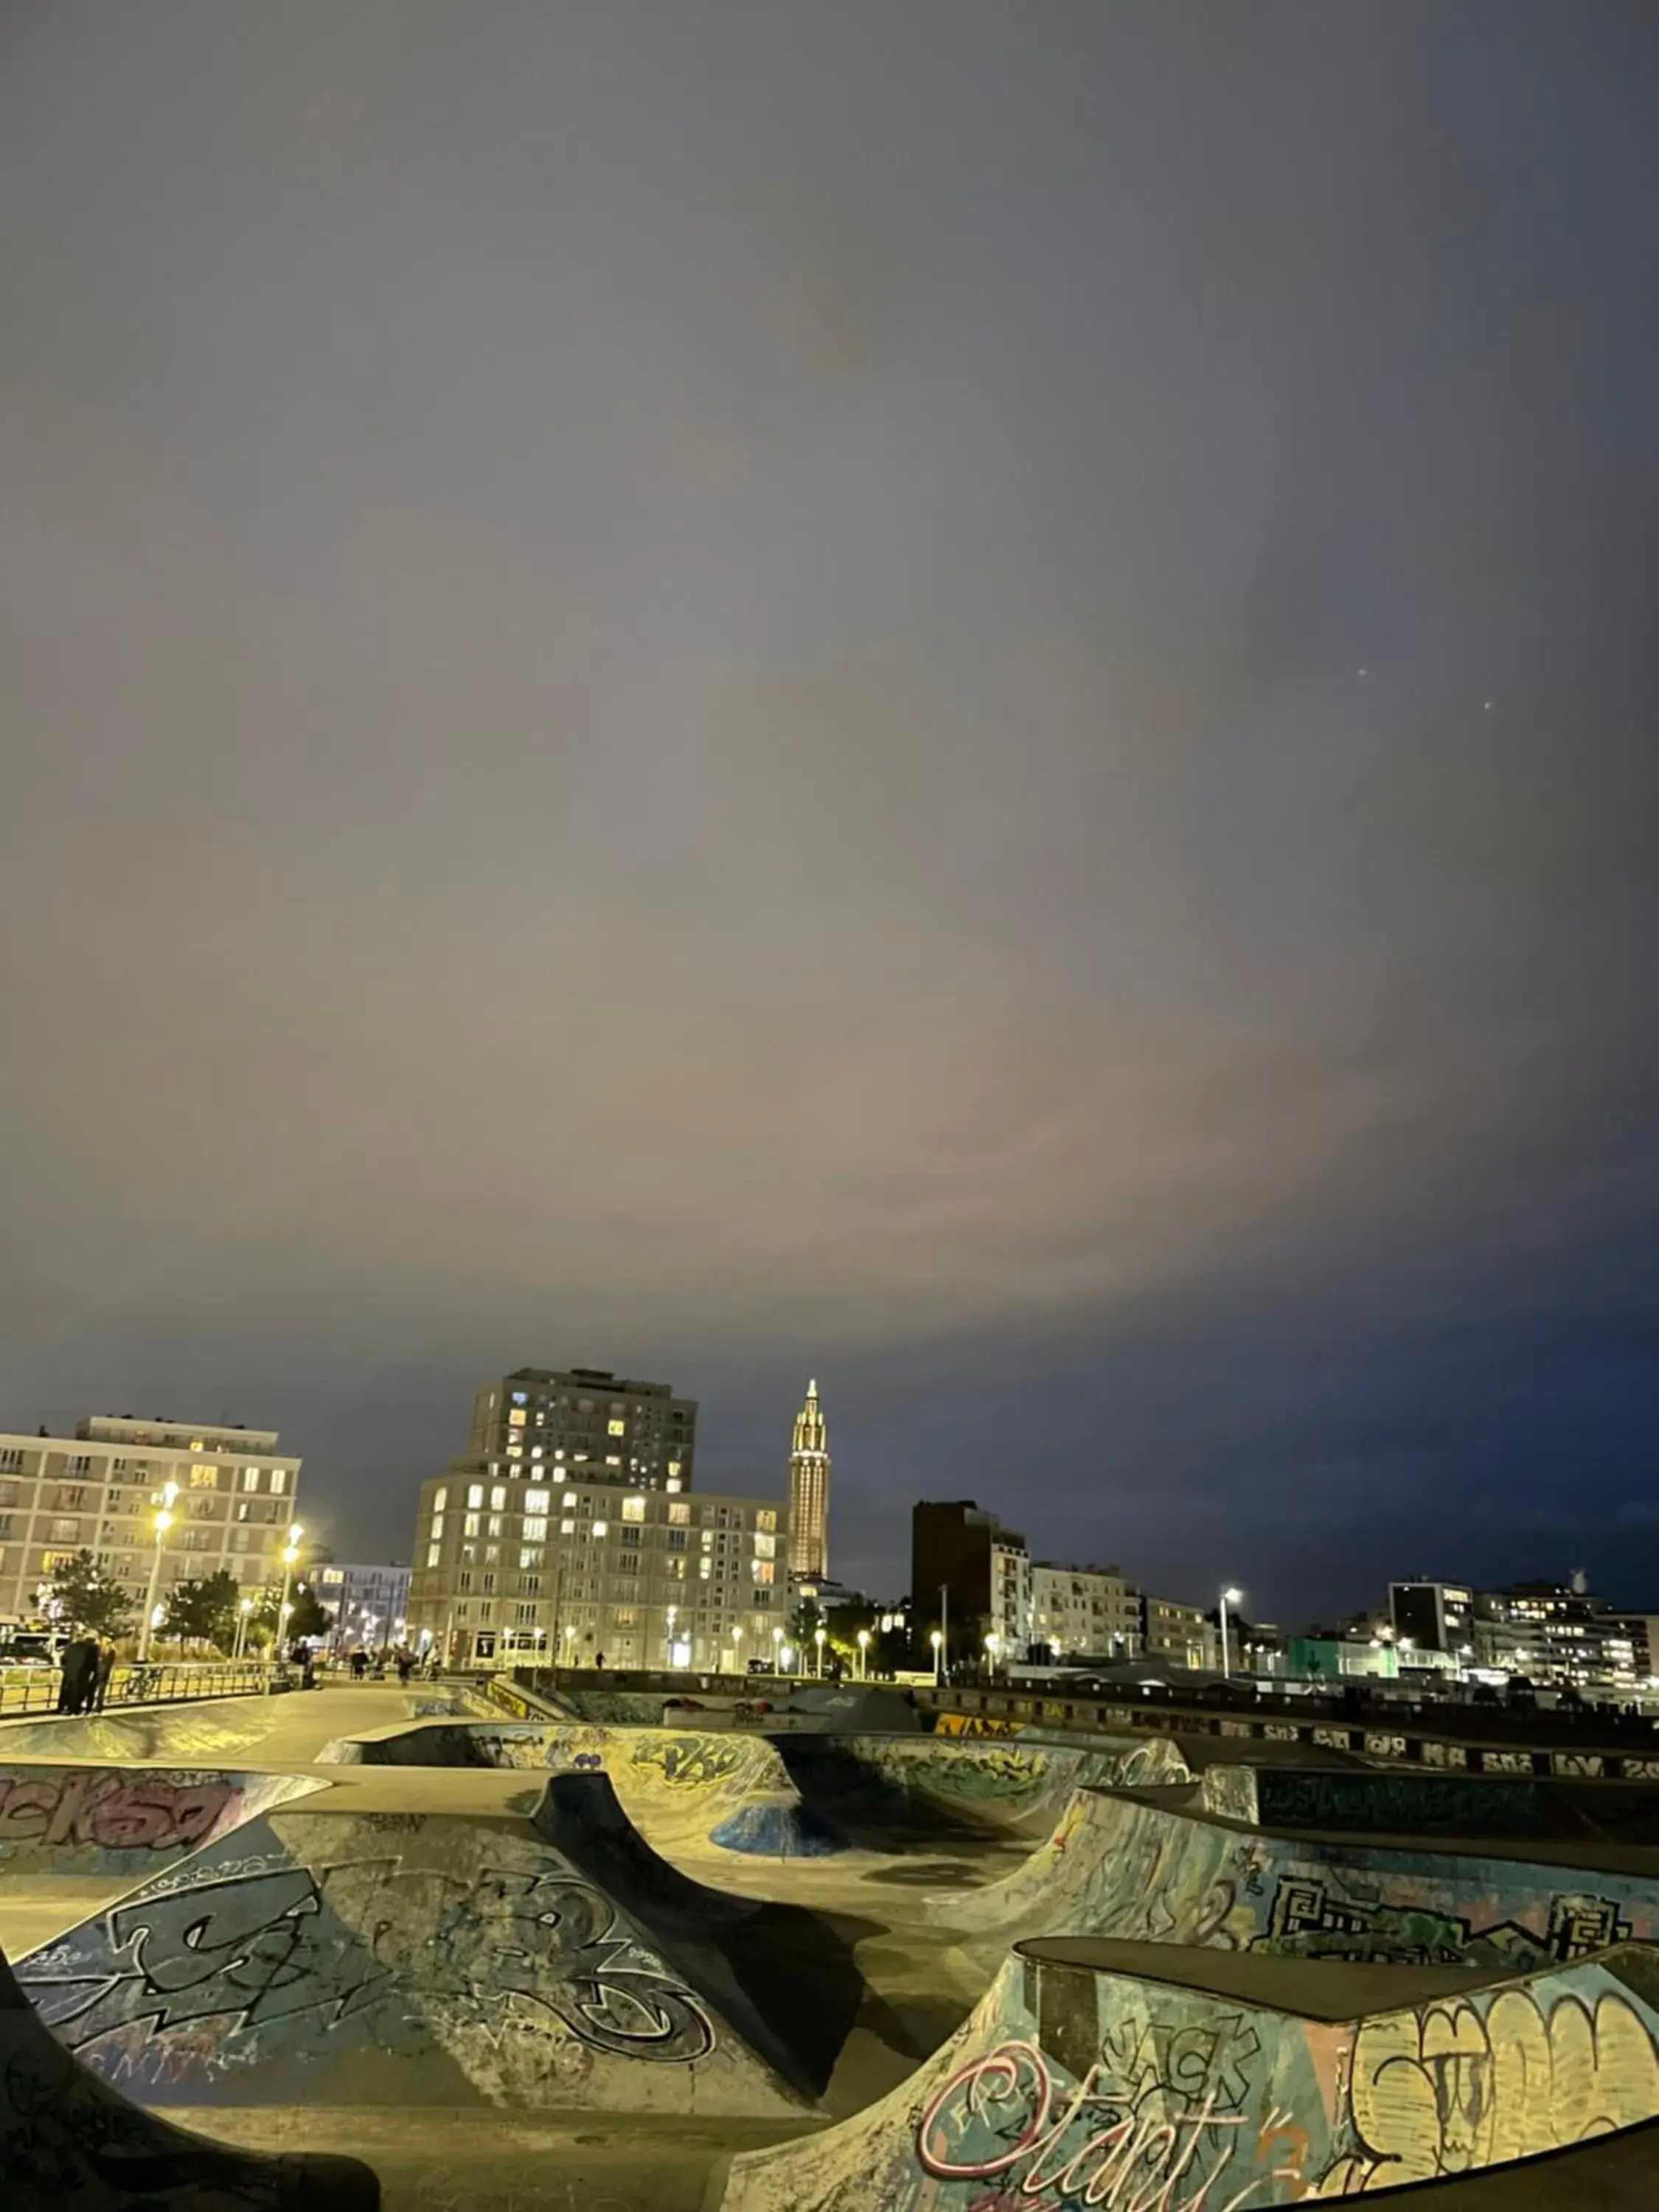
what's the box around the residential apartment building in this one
[1030,1562,1141,1660]
[467,1368,697,1489]
[1388,1579,1475,1658]
[316,1560,411,1649]
[1472,1580,1648,1688]
[406,1472,786,1670]
[1139,1594,1214,1671]
[911,1500,1028,1652]
[0,1415,300,1625]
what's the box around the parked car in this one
[0,1631,66,1668]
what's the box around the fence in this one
[0,1659,282,1719]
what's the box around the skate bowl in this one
[18,1800,810,2115]
[706,1935,1659,2211]
[776,1731,1191,1840]
[924,1786,1659,1966]
[0,1938,378,2212]
[0,1767,322,1880]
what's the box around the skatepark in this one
[4,1676,1659,2209]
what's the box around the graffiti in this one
[1480,1750,1534,1775]
[1244,1770,1548,1838]
[1364,1733,1407,1759]
[1420,1742,1469,1769]
[934,1713,1024,1739]
[1260,1873,1632,1966]
[1551,1752,1606,1778]
[26,1854,717,2073]
[0,1771,237,1854]
[1321,1986,1659,2191]
[629,1735,746,1788]
[916,2037,1304,2210]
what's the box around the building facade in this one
[1030,1562,1141,1660]
[467,1368,698,1489]
[316,1560,411,1650]
[1389,1580,1475,1658]
[786,1379,830,1579]
[1473,1580,1647,1688]
[0,1416,300,1627]
[1139,1594,1214,1671]
[407,1473,786,1670]
[911,1500,1029,1659]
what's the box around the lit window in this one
[700,1557,712,1579]
[431,1514,445,1538]
[754,1561,774,1585]
[506,1444,523,1458]
[188,1464,216,1489]
[604,1455,622,1468]
[563,1492,577,1508]
[269,1470,286,1495]
[242,1468,259,1492]
[607,1419,626,1436]
[668,1500,690,1526]
[464,1514,480,1537]
[666,1478,682,1492]
[593,1520,608,1539]
[511,1391,528,1405]
[622,1497,645,1523]
[508,1408,527,1427]
[434,1486,448,1512]
[530,1445,543,1458]
[574,1453,589,1464]
[524,1517,547,1541]
[667,1461,682,1478]
[754,1533,775,1558]
[490,1486,507,1511]
[757,1509,776,1532]
[426,1543,442,1568]
[524,1489,549,1514]
[467,1485,484,1509]
[519,1548,542,1571]
[560,1517,575,1536]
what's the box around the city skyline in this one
[4,6,1657,1623]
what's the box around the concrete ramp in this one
[0,1767,322,1880]
[708,1936,1659,2211]
[0,1707,289,1764]
[0,1938,377,2211]
[925,1787,1659,1966]
[534,1770,866,2096]
[18,1802,807,2115]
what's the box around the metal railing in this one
[0,1659,283,1719]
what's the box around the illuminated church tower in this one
[787,1378,830,1579]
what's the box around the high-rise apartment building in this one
[468,1368,697,1489]
[406,1473,785,1670]
[316,1560,411,1649]
[0,1415,301,1626]
[787,1378,830,1579]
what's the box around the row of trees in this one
[44,1551,333,1654]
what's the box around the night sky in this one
[4,4,1658,1624]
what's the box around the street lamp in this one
[268,1524,303,1687]
[234,1596,254,1661]
[857,1627,870,1681]
[732,1624,744,1674]
[665,1604,678,1669]
[931,1627,944,1686]
[137,1483,179,1662]
[814,1624,827,1679]
[984,1631,1001,1678]
[772,1624,784,1673]
[1219,1587,1242,1680]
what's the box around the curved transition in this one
[925,1786,1659,1966]
[0,1939,378,2212]
[709,1935,1659,2211]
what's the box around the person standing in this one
[91,1637,117,1712]
[57,1635,96,1714]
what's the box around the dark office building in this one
[911,1498,1026,1644]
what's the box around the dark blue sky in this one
[2,2,1656,1621]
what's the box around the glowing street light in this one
[267,1523,303,1688]
[931,1627,944,1686]
[137,1483,179,1662]
[772,1624,784,1673]
[984,1631,1001,1678]
[814,1624,827,1679]
[732,1624,744,1674]
[234,1595,254,1661]
[1219,1587,1243,1680]
[856,1627,870,1681]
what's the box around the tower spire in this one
[787,1376,830,1581]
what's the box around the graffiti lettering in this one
[933,1714,1024,1740]
[0,1772,236,1854]
[1260,1874,1632,1966]
[917,2039,1299,2211]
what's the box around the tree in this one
[250,1583,333,1648]
[787,1596,823,1649]
[162,1571,240,1653]
[47,1551,134,1639]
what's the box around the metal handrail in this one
[0,1658,284,1718]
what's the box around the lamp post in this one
[234,1596,254,1661]
[732,1624,744,1675]
[931,1627,944,1686]
[137,1483,179,1662]
[814,1624,827,1679]
[857,1627,870,1681]
[1220,1587,1242,1680]
[268,1524,303,1687]
[665,1604,678,1669]
[772,1624,784,1674]
[984,1631,1001,1679]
